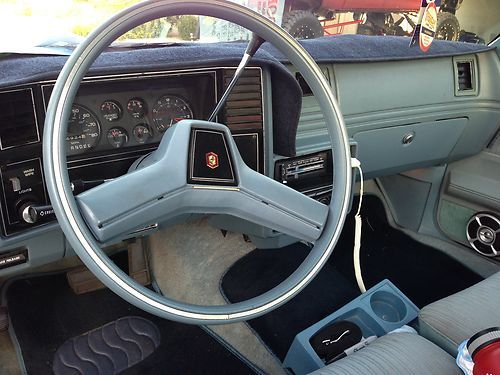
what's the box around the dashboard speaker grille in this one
[466,212,500,257]
[222,68,263,131]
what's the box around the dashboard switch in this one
[9,177,21,192]
[20,204,55,224]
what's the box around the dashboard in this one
[0,36,498,276]
[0,67,265,237]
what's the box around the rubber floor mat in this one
[53,316,160,375]
[6,272,256,375]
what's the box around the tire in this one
[435,11,460,41]
[282,10,324,39]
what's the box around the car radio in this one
[274,150,333,201]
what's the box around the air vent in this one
[296,72,313,96]
[222,68,263,131]
[454,58,477,96]
[295,68,331,97]
[457,62,473,91]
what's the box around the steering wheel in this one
[43,0,352,324]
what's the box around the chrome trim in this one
[0,87,40,150]
[42,68,221,113]
[128,223,158,235]
[192,185,240,191]
[21,206,34,224]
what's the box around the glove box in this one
[353,117,467,177]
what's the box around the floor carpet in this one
[6,262,256,375]
[329,195,484,308]
[221,244,360,360]
[221,195,484,360]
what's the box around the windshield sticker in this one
[410,0,441,52]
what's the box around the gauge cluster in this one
[0,67,264,237]
[42,71,216,156]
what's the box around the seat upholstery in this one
[419,271,500,355]
[308,333,460,375]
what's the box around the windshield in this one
[0,0,498,53]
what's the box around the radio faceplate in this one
[274,150,333,197]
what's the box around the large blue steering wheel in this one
[43,0,353,324]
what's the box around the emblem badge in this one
[206,152,219,169]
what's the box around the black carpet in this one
[221,195,483,360]
[221,244,360,360]
[329,195,484,308]
[6,267,255,375]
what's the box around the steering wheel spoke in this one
[76,123,193,242]
[235,163,328,242]
[77,120,327,243]
[76,167,184,243]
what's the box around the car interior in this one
[0,0,499,374]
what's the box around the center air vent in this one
[454,58,477,96]
[222,68,263,131]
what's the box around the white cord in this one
[351,158,366,293]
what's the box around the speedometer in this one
[66,104,101,155]
[152,95,193,133]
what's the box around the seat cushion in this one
[419,271,500,355]
[308,333,460,375]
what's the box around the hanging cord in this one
[351,158,366,293]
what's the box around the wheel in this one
[435,11,460,41]
[43,0,351,324]
[282,10,324,39]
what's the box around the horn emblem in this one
[206,152,219,169]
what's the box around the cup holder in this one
[370,291,407,322]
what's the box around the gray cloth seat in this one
[308,332,460,375]
[419,271,500,355]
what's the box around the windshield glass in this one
[0,0,498,53]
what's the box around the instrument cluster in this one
[66,95,193,155]
[42,70,215,157]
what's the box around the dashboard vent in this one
[454,58,477,96]
[456,62,473,91]
[222,68,263,130]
